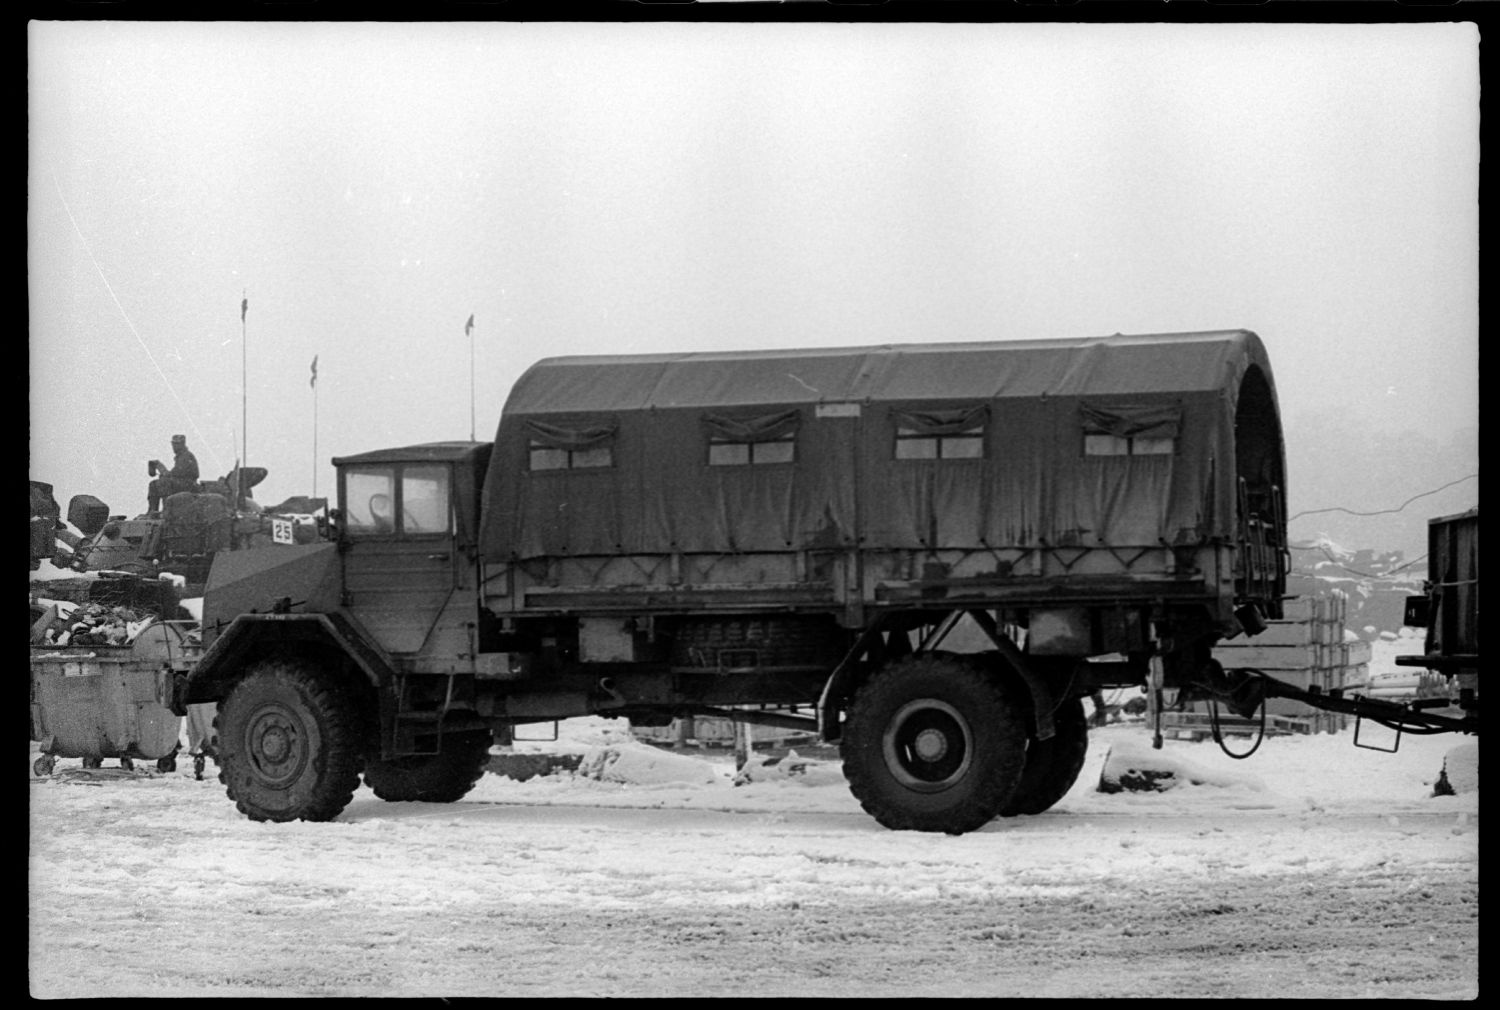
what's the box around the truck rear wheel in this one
[999,697,1089,816]
[363,731,493,803]
[216,658,363,823]
[841,655,1027,834]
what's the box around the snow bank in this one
[1097,739,1267,794]
[575,740,724,786]
[29,559,96,582]
[732,749,846,788]
[1434,742,1479,795]
[506,715,635,755]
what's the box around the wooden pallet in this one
[1157,710,1338,741]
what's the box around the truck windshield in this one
[344,468,396,534]
[401,465,450,534]
[341,464,452,537]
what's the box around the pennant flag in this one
[241,296,248,323]
[310,354,318,389]
[465,314,475,336]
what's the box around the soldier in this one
[185,703,219,780]
[146,434,200,516]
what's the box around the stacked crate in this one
[1160,591,1370,739]
[1210,591,1369,734]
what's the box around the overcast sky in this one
[29,21,1478,554]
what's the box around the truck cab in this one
[333,443,490,664]
[182,443,496,822]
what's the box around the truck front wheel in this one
[999,697,1089,816]
[841,655,1028,834]
[217,658,363,823]
[363,731,493,803]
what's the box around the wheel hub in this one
[882,698,974,793]
[245,705,307,787]
[261,726,290,761]
[913,727,949,762]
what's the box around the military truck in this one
[1396,508,1479,714]
[180,329,1291,833]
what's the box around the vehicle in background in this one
[30,474,325,585]
[1396,509,1479,714]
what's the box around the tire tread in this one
[217,658,362,822]
[999,697,1089,817]
[364,732,492,803]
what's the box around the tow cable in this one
[1207,667,1269,760]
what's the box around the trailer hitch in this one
[1183,668,1477,759]
[1244,669,1479,751]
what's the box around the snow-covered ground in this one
[29,718,1477,998]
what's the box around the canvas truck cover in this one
[479,330,1283,562]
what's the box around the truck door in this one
[339,462,461,655]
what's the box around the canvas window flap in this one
[890,404,989,435]
[1079,403,1181,439]
[701,408,801,443]
[524,418,618,450]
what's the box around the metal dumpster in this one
[30,620,198,776]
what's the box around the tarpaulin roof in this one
[502,330,1274,414]
[481,330,1284,562]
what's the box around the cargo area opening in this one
[1233,364,1286,609]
